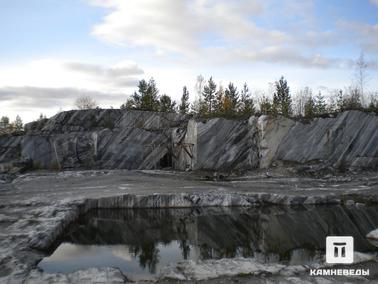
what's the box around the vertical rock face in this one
[256,115,295,169]
[174,118,259,171]
[0,109,377,172]
[274,111,378,169]
[0,110,188,170]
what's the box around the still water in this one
[38,206,378,279]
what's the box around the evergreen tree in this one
[315,91,327,115]
[240,83,255,117]
[273,76,292,117]
[0,116,9,126]
[141,78,159,111]
[122,78,160,111]
[121,79,147,110]
[179,86,190,114]
[259,96,273,115]
[304,96,316,118]
[336,89,344,112]
[159,94,176,113]
[202,77,217,114]
[213,85,225,115]
[224,82,239,115]
[120,98,135,110]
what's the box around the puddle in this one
[38,205,378,280]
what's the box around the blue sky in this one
[0,0,377,121]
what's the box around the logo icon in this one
[326,236,354,264]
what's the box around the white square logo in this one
[326,236,354,264]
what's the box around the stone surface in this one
[24,267,127,284]
[275,111,378,169]
[1,110,377,174]
[0,170,377,283]
[1,110,187,171]
[256,115,295,169]
[367,229,378,240]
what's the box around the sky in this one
[0,0,378,122]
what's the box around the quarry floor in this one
[0,169,378,283]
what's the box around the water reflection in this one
[38,205,378,278]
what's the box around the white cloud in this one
[90,0,201,55]
[230,46,339,68]
[64,61,143,87]
[370,0,378,5]
[0,59,143,92]
[0,86,127,122]
[0,59,143,121]
[88,0,348,68]
[338,21,378,54]
[89,0,285,54]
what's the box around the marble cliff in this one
[0,109,377,174]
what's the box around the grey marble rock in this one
[274,111,378,169]
[0,109,377,172]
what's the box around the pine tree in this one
[304,96,316,118]
[224,82,239,116]
[240,83,255,117]
[141,78,160,111]
[336,89,344,112]
[315,91,326,115]
[122,78,160,111]
[213,85,225,115]
[273,76,292,117]
[121,79,147,110]
[259,96,273,115]
[0,116,9,126]
[159,94,176,113]
[202,77,217,114]
[179,86,190,114]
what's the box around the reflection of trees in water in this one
[179,239,191,259]
[198,243,254,259]
[129,242,160,273]
[177,218,191,259]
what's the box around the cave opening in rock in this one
[159,152,172,168]
[37,206,378,280]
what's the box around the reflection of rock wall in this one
[66,206,378,259]
[0,109,377,171]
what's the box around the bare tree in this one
[75,96,98,110]
[14,115,23,131]
[191,75,206,114]
[293,87,312,117]
[355,52,369,106]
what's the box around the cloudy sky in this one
[1,0,378,122]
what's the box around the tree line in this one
[120,75,378,119]
[118,52,377,118]
[0,115,23,134]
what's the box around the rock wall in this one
[274,111,378,169]
[0,110,187,170]
[173,117,259,171]
[0,109,377,173]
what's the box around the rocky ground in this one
[0,169,378,283]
